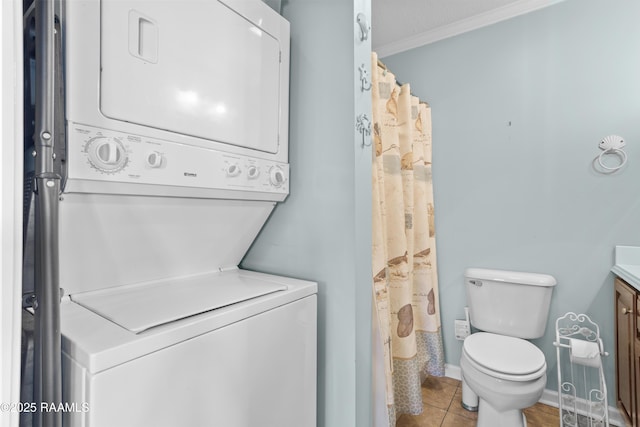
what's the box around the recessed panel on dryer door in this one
[100,0,281,154]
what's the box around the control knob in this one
[146,151,164,168]
[269,166,286,187]
[247,165,260,179]
[86,136,128,173]
[226,163,241,177]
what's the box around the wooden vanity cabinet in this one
[615,277,639,426]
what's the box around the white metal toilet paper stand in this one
[553,312,609,427]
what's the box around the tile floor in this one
[396,375,560,427]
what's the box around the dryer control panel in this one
[64,124,289,200]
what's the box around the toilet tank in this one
[465,268,557,339]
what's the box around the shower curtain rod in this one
[376,59,429,106]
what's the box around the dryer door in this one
[100,0,283,154]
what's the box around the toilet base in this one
[477,400,527,427]
[461,377,478,411]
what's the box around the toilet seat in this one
[463,332,546,382]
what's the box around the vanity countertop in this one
[612,246,640,291]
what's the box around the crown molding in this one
[375,0,564,58]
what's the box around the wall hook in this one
[356,114,372,147]
[359,64,372,91]
[356,13,370,41]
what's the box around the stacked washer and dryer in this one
[57,1,317,426]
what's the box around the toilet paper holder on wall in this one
[553,312,609,427]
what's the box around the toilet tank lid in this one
[465,268,557,287]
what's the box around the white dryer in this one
[57,1,317,426]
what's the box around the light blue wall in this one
[383,0,640,404]
[241,0,372,426]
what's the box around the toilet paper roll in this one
[568,338,601,368]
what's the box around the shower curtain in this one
[371,52,445,424]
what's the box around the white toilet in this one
[460,268,557,427]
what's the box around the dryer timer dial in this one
[86,136,128,173]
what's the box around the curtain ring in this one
[597,147,627,171]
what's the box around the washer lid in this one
[71,270,286,333]
[463,332,546,375]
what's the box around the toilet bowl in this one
[460,332,547,427]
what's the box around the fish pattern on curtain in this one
[371,52,445,424]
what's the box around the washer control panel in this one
[66,124,289,195]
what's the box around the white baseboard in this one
[444,364,624,426]
[445,363,462,381]
[539,388,624,427]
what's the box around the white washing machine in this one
[57,1,317,426]
[61,269,317,427]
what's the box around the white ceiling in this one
[372,0,563,58]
